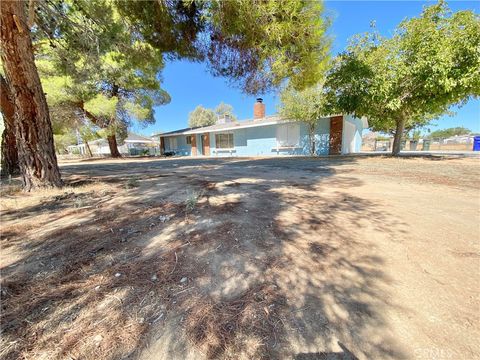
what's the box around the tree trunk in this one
[0,1,62,190]
[309,123,316,156]
[392,117,406,156]
[0,74,19,176]
[84,141,93,157]
[1,124,18,177]
[107,84,122,158]
[107,135,121,158]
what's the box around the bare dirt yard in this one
[1,155,479,360]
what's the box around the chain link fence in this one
[361,135,477,152]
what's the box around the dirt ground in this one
[1,155,479,360]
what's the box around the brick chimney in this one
[253,98,265,119]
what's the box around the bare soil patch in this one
[1,156,479,360]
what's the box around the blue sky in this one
[136,1,480,136]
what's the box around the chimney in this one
[253,98,265,119]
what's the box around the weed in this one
[185,190,204,213]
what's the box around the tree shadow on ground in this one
[1,157,409,359]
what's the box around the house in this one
[157,99,367,157]
[68,132,158,156]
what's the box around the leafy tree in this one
[188,106,217,127]
[279,84,328,155]
[116,0,330,94]
[39,1,170,158]
[215,102,237,121]
[429,127,472,139]
[1,0,329,190]
[326,1,480,155]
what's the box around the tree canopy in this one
[115,0,330,94]
[34,0,171,157]
[215,102,237,121]
[326,0,480,155]
[429,126,472,139]
[188,102,239,127]
[188,105,217,128]
[279,83,328,155]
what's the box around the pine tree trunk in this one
[107,135,121,158]
[1,123,18,177]
[0,74,19,176]
[309,123,316,156]
[85,141,93,157]
[0,1,62,190]
[107,84,122,158]
[392,117,406,156]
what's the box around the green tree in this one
[188,106,217,127]
[429,127,472,139]
[39,1,170,158]
[326,1,480,155]
[215,102,237,121]
[116,0,330,94]
[2,0,329,190]
[279,84,328,155]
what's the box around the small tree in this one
[215,102,237,121]
[188,106,217,127]
[326,1,480,155]
[279,84,328,155]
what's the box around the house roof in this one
[124,133,155,143]
[158,113,366,137]
[155,127,202,137]
[160,115,294,137]
[184,115,286,135]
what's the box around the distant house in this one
[68,132,158,156]
[156,99,367,157]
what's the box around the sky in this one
[134,0,480,136]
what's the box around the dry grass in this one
[3,156,479,360]
[0,179,283,360]
[0,187,187,359]
[184,284,286,359]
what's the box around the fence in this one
[361,136,477,152]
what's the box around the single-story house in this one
[68,132,159,156]
[157,99,367,157]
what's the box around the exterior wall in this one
[159,116,364,158]
[209,118,331,157]
[342,115,364,154]
[163,135,192,156]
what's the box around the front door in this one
[329,116,343,155]
[201,133,210,156]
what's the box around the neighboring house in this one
[68,132,158,156]
[157,99,367,157]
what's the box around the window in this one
[215,133,234,149]
[276,124,300,147]
[186,136,192,145]
[168,137,177,149]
